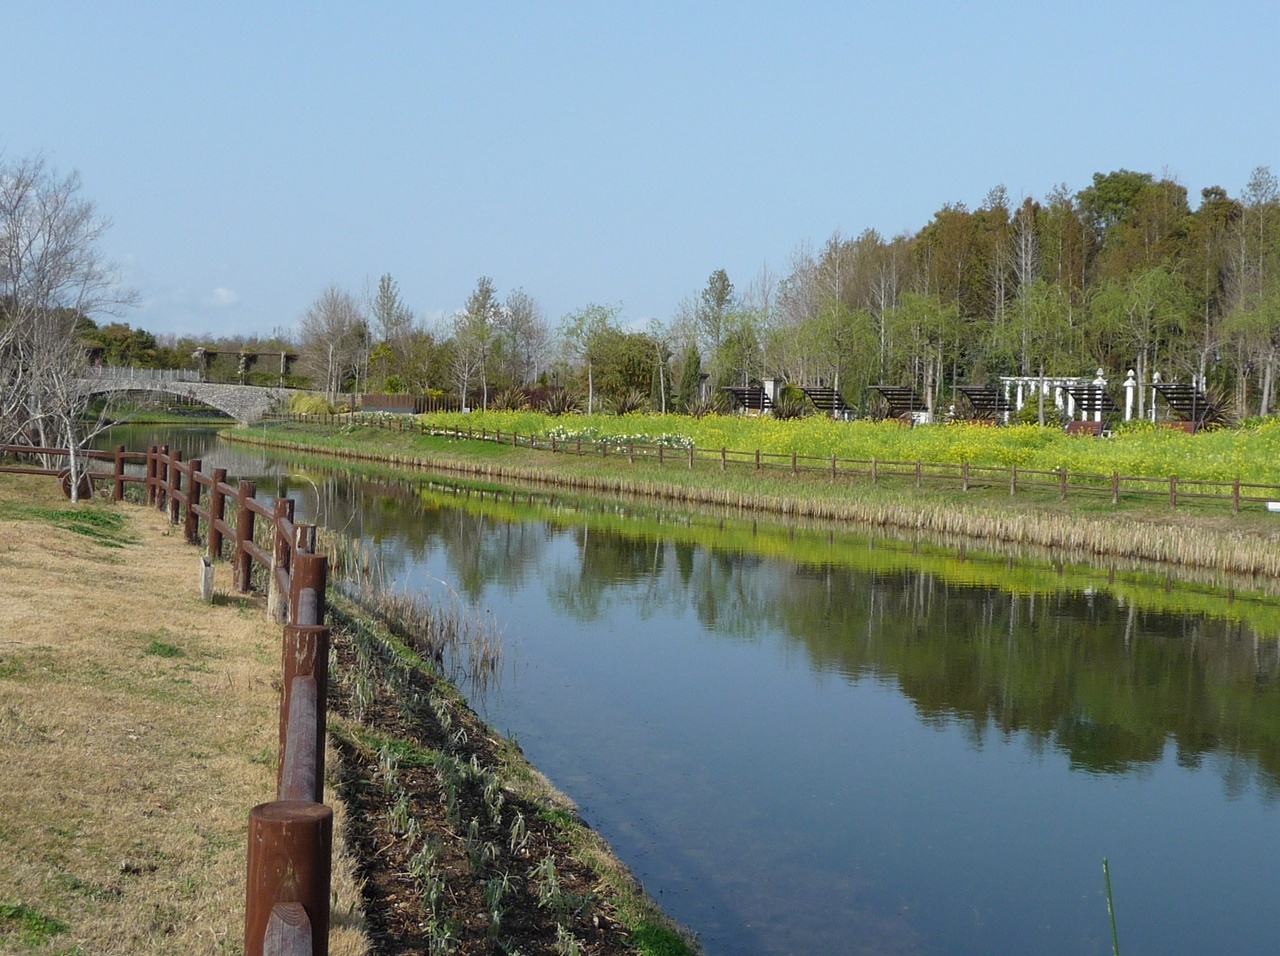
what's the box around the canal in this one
[106,426,1280,955]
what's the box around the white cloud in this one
[204,287,239,308]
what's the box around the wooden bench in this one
[868,385,926,420]
[722,386,773,413]
[1065,420,1103,437]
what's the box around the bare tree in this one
[499,287,550,386]
[0,154,137,498]
[298,285,367,404]
[452,277,501,409]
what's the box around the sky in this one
[4,2,1277,341]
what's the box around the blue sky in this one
[5,2,1276,340]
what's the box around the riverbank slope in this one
[227,419,1280,578]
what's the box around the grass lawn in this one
[0,475,365,956]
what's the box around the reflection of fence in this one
[4,443,334,955]
[271,414,1280,515]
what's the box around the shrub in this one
[609,388,649,416]
[491,387,530,412]
[289,391,335,415]
[539,389,581,416]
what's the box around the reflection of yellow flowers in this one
[414,411,1280,485]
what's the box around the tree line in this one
[197,166,1280,422]
[8,150,1279,429]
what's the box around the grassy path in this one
[0,475,366,956]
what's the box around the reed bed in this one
[323,530,503,696]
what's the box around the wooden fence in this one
[274,414,1280,514]
[2,443,334,956]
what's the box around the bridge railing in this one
[85,365,203,383]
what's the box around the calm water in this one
[105,427,1280,955]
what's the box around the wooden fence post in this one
[244,800,331,956]
[234,480,257,593]
[1059,467,1067,501]
[268,498,295,623]
[658,444,664,466]
[1111,471,1120,506]
[689,443,695,470]
[167,450,183,525]
[208,468,228,560]
[791,451,797,476]
[721,447,727,472]
[184,459,203,543]
[1170,474,1178,508]
[113,445,126,502]
[1010,464,1017,496]
[290,550,327,628]
[145,445,158,505]
[755,448,761,471]
[915,460,922,488]
[278,624,330,802]
[1233,477,1240,515]
[871,457,878,486]
[156,445,170,511]
[962,461,970,492]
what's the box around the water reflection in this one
[99,427,1280,954]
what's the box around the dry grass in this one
[0,475,367,956]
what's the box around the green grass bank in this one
[225,414,1280,578]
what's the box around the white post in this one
[1016,381,1025,411]
[1124,369,1136,421]
[1093,369,1107,423]
[1150,371,1160,422]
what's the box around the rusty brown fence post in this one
[113,445,126,502]
[156,445,170,511]
[268,498,295,623]
[208,468,229,560]
[234,480,257,593]
[167,450,183,524]
[244,800,331,956]
[145,445,158,505]
[290,549,327,628]
[278,624,330,803]
[184,459,203,544]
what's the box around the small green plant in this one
[531,855,592,918]
[144,639,184,658]
[0,899,69,945]
[554,923,585,956]
[387,792,412,835]
[482,872,513,939]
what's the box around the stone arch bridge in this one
[80,369,295,424]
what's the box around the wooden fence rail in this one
[272,413,1280,515]
[140,445,333,954]
[3,444,333,955]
